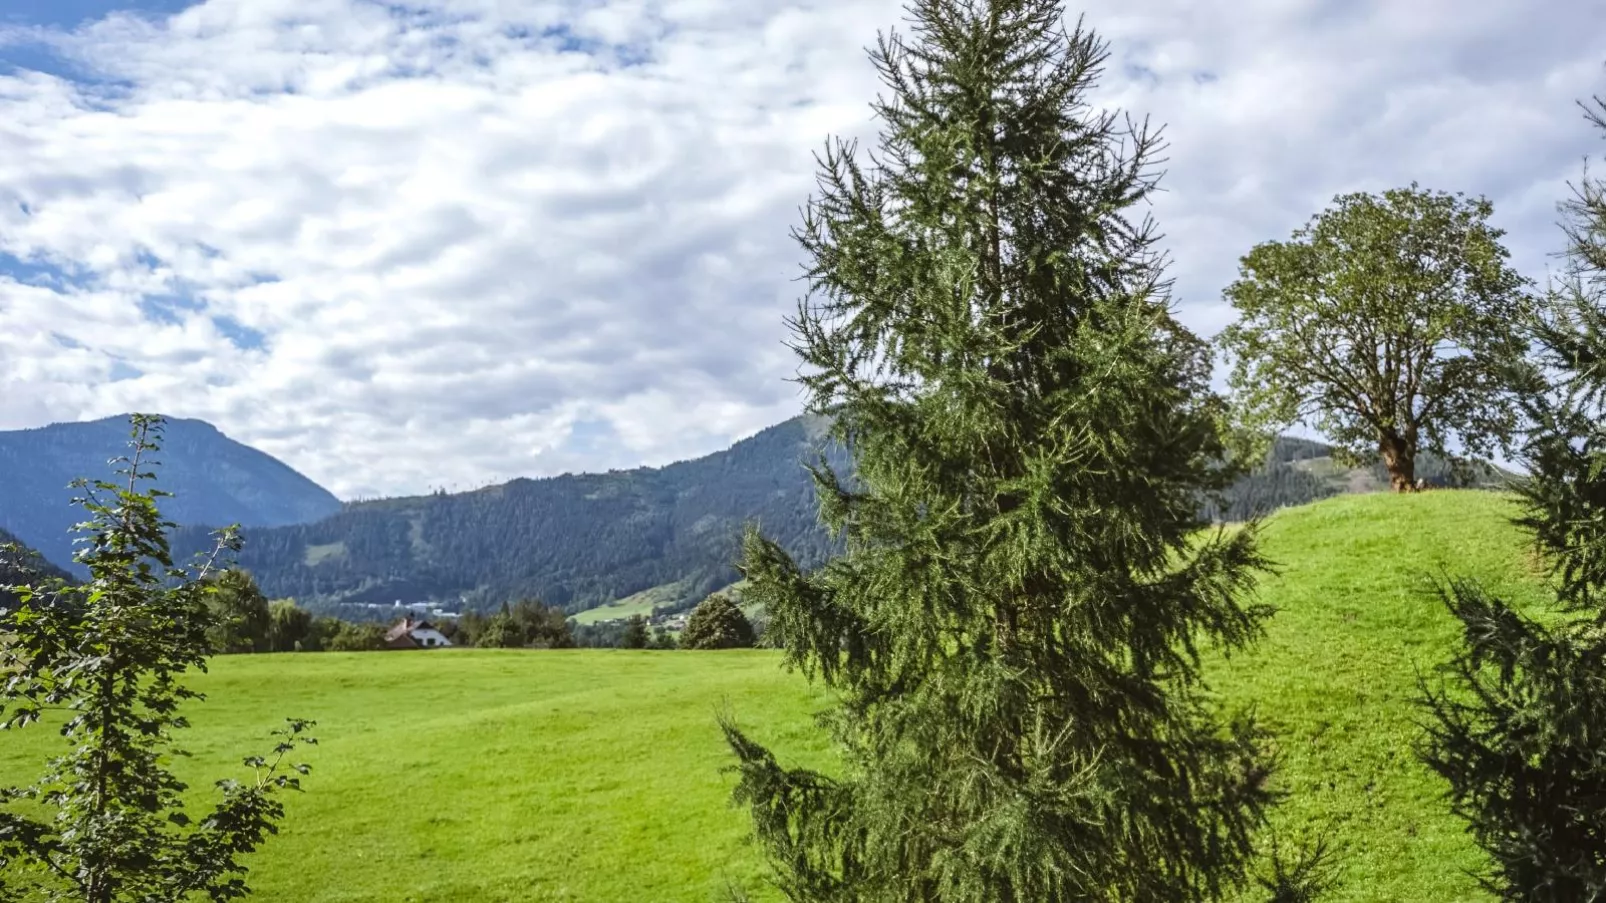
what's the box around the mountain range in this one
[0,413,1510,617]
[0,415,342,575]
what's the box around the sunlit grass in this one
[0,490,1544,901]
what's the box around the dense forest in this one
[0,415,341,574]
[155,417,1510,617]
[168,414,851,615]
[0,526,71,605]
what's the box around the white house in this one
[384,616,453,649]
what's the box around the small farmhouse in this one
[385,616,453,649]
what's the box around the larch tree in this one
[1217,185,1533,492]
[1418,89,1606,901]
[721,1,1307,900]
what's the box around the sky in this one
[0,0,1602,500]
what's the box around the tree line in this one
[202,568,762,653]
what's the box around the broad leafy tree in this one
[266,599,316,652]
[1218,184,1533,491]
[207,568,271,654]
[0,531,68,608]
[1418,91,1606,901]
[721,2,1304,900]
[0,415,316,902]
[679,594,755,650]
[324,620,389,652]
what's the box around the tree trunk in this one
[1380,432,1416,493]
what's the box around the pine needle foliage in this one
[722,2,1287,900]
[1418,91,1606,902]
[0,415,316,903]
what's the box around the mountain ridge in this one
[3,412,1510,615]
[177,416,1507,618]
[0,414,342,574]
[169,415,850,615]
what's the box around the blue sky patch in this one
[211,314,267,351]
[136,294,204,325]
[107,359,142,381]
[0,251,75,289]
[0,0,194,29]
[0,0,193,80]
[539,22,654,68]
[565,418,623,462]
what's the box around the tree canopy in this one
[208,568,272,654]
[721,2,1307,900]
[620,614,650,649]
[679,594,755,650]
[467,600,575,649]
[1218,184,1533,491]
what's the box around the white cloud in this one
[0,0,1602,498]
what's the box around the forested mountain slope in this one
[164,415,1512,617]
[0,415,342,575]
[0,526,71,605]
[170,415,849,615]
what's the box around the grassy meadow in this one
[0,490,1553,901]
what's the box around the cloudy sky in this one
[0,0,1602,499]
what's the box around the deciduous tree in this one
[680,594,754,650]
[0,415,316,902]
[325,621,388,652]
[473,600,574,649]
[266,599,315,652]
[721,2,1301,900]
[207,568,271,654]
[1218,185,1533,491]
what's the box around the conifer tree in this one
[621,614,651,649]
[722,2,1290,900]
[1418,89,1606,902]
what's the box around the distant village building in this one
[385,616,453,649]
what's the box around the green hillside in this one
[0,491,1550,901]
[1210,490,1549,900]
[571,580,693,625]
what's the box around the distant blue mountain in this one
[0,415,342,574]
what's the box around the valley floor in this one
[0,490,1549,901]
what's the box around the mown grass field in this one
[0,491,1552,901]
[1208,491,1549,901]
